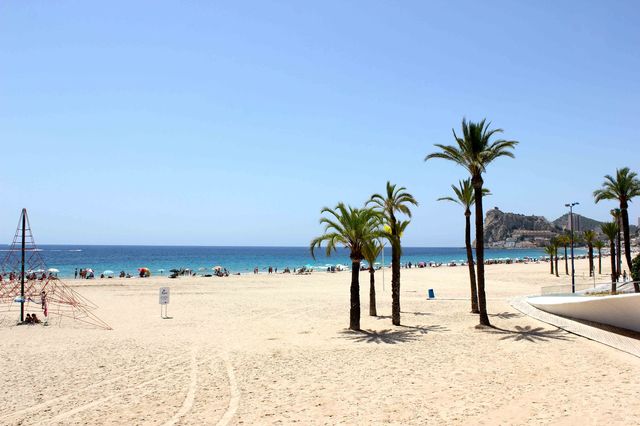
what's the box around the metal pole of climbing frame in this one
[20,208,26,323]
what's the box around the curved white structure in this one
[528,293,640,332]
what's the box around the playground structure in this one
[0,209,111,329]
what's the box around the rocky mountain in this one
[483,207,637,248]
[552,213,603,232]
[484,208,555,245]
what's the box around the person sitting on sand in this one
[24,313,32,324]
[31,313,41,324]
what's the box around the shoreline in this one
[2,243,593,278]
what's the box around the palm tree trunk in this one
[464,210,479,313]
[554,253,559,277]
[612,239,618,278]
[550,256,554,275]
[369,267,377,316]
[588,244,594,277]
[621,205,639,292]
[564,245,568,275]
[472,175,490,326]
[616,227,622,278]
[610,241,617,294]
[598,248,602,274]
[350,260,361,330]
[391,242,401,326]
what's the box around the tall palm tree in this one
[593,240,605,275]
[594,167,640,289]
[437,178,490,314]
[583,230,596,277]
[362,238,383,317]
[548,237,561,277]
[553,240,560,277]
[425,118,518,326]
[544,244,556,275]
[310,203,381,330]
[601,222,619,294]
[368,182,418,326]
[611,208,626,282]
[556,233,570,275]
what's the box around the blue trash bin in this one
[428,288,435,299]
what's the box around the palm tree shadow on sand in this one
[402,311,432,317]
[339,324,449,344]
[375,311,432,321]
[489,311,522,320]
[484,325,573,343]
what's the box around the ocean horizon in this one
[0,244,584,278]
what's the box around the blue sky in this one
[1,1,639,246]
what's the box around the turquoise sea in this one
[0,245,585,278]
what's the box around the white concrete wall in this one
[528,293,640,332]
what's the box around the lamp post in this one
[565,202,579,293]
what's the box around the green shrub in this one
[632,253,640,282]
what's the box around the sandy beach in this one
[1,257,639,425]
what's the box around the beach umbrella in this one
[213,266,222,271]
[103,270,114,277]
[138,267,149,272]
[47,268,59,273]
[86,268,94,273]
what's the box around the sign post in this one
[159,287,170,319]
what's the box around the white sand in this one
[1,257,639,425]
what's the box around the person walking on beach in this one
[74,268,78,279]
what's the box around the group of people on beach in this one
[75,268,95,279]
[253,266,295,274]
[0,272,56,282]
[23,313,42,324]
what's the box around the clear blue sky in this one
[1,1,638,246]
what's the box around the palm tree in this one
[368,182,418,326]
[310,203,381,330]
[600,222,619,294]
[556,234,570,275]
[594,167,640,289]
[544,244,556,275]
[593,240,605,275]
[611,208,623,277]
[362,238,383,317]
[426,118,518,326]
[548,237,561,277]
[437,179,490,314]
[583,230,596,277]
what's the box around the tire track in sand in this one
[162,347,198,426]
[216,352,240,426]
[46,368,186,424]
[0,354,190,423]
